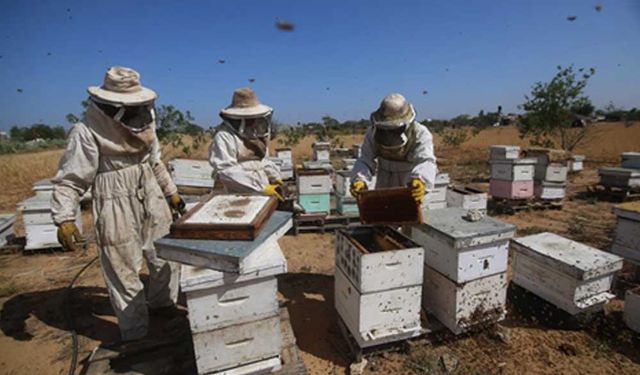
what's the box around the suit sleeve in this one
[409,124,437,189]
[350,128,377,186]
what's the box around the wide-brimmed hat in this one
[220,87,273,119]
[371,93,416,129]
[87,66,157,106]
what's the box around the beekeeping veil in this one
[370,93,418,160]
[219,88,273,157]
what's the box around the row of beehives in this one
[488,145,576,201]
[334,207,634,348]
[598,152,640,189]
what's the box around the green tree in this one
[65,99,90,124]
[519,65,596,151]
[155,105,203,139]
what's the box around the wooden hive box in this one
[510,232,623,315]
[341,158,357,170]
[598,168,640,188]
[425,173,450,205]
[534,163,568,183]
[490,158,536,181]
[570,155,585,172]
[0,213,16,248]
[489,145,520,160]
[611,202,640,264]
[336,196,359,215]
[422,266,507,335]
[275,148,293,164]
[446,186,488,210]
[624,287,640,333]
[336,170,353,198]
[335,226,424,347]
[534,181,566,200]
[352,144,362,158]
[296,169,332,194]
[411,208,515,283]
[32,178,54,199]
[621,152,640,169]
[168,159,214,188]
[18,196,82,251]
[312,141,331,162]
[357,187,422,226]
[489,179,534,199]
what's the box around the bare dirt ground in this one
[0,122,639,375]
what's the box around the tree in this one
[155,105,203,139]
[519,65,596,151]
[65,99,90,124]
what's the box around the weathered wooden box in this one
[621,152,640,169]
[446,186,488,210]
[424,173,450,207]
[611,202,640,264]
[336,197,359,215]
[489,179,534,199]
[411,208,515,283]
[298,193,331,213]
[534,181,566,200]
[569,155,585,172]
[0,214,16,247]
[490,145,520,160]
[624,287,640,333]
[535,163,568,183]
[312,141,331,161]
[510,232,623,315]
[18,196,82,251]
[598,168,640,188]
[490,158,536,181]
[297,170,332,194]
[335,226,424,347]
[168,159,214,188]
[422,266,507,335]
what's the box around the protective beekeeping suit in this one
[350,93,437,203]
[51,66,185,341]
[209,88,284,200]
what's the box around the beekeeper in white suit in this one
[51,66,185,342]
[350,93,437,204]
[209,87,284,200]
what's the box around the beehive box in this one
[423,266,507,334]
[598,168,640,188]
[336,197,359,215]
[621,152,640,169]
[32,178,54,199]
[341,158,357,171]
[168,159,214,188]
[297,170,332,194]
[490,158,536,181]
[336,170,353,198]
[510,232,623,315]
[0,214,16,247]
[535,163,568,183]
[411,208,515,283]
[446,186,488,210]
[298,194,331,213]
[280,167,294,180]
[302,160,333,172]
[18,197,82,251]
[335,226,424,347]
[569,155,585,172]
[611,202,640,264]
[312,141,331,162]
[624,287,640,333]
[352,144,362,158]
[275,148,292,164]
[534,181,566,200]
[489,179,534,199]
[490,145,520,160]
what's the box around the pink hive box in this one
[490,179,534,199]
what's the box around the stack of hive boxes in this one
[275,148,294,180]
[335,171,358,216]
[335,226,424,347]
[18,178,82,251]
[424,173,450,211]
[412,208,516,334]
[489,145,535,200]
[611,202,640,265]
[297,169,332,214]
[569,155,585,172]
[510,232,623,315]
[525,149,569,201]
[598,152,640,190]
[312,141,331,162]
[168,159,214,188]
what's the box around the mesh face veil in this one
[92,98,155,133]
[223,114,272,139]
[373,124,409,149]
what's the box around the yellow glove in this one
[272,179,284,186]
[265,184,285,201]
[410,178,426,204]
[57,221,81,252]
[350,180,367,197]
[168,193,186,215]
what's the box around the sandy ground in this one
[0,122,639,374]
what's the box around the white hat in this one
[87,66,157,105]
[371,93,416,129]
[220,87,273,119]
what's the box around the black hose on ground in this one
[65,255,99,375]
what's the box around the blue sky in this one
[0,0,639,130]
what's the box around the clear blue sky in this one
[0,0,639,130]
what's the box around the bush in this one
[0,139,67,155]
[441,128,469,147]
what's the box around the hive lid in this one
[621,152,640,158]
[412,208,515,249]
[0,213,17,233]
[613,201,640,222]
[490,145,520,151]
[572,155,585,161]
[32,178,54,191]
[302,161,333,171]
[489,157,537,165]
[510,232,623,280]
[179,240,286,292]
[435,173,450,185]
[357,187,423,225]
[17,196,52,211]
[598,167,640,177]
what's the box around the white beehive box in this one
[341,158,357,171]
[280,168,294,180]
[621,152,640,169]
[490,158,536,181]
[275,148,292,164]
[335,226,424,347]
[169,159,214,188]
[423,266,507,334]
[534,163,568,183]
[313,141,331,162]
[0,214,16,248]
[624,287,640,333]
[446,186,488,210]
[18,197,82,251]
[569,155,585,172]
[336,170,353,198]
[352,144,362,158]
[32,178,54,199]
[510,232,623,315]
[490,145,520,160]
[411,208,515,283]
[598,168,640,188]
[423,201,447,211]
[297,170,332,194]
[534,181,566,200]
[611,202,640,264]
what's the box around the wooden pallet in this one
[489,198,564,215]
[588,185,640,202]
[293,212,361,235]
[83,307,306,375]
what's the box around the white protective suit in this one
[51,103,179,341]
[351,121,437,191]
[208,124,281,193]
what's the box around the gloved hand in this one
[350,180,367,197]
[168,193,186,215]
[409,178,426,204]
[265,183,285,201]
[57,221,82,252]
